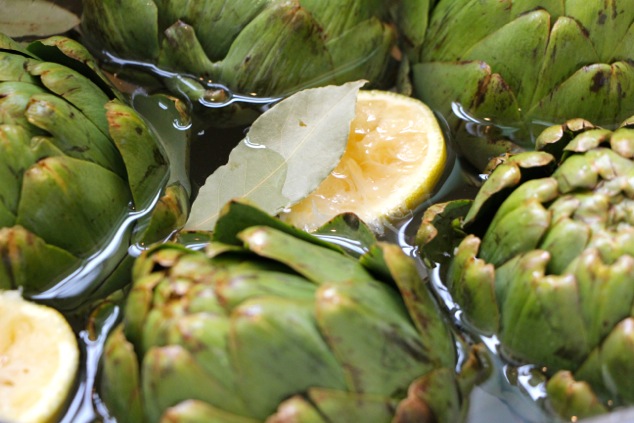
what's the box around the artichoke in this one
[80,0,398,98]
[417,116,634,419]
[0,33,185,296]
[411,0,634,170]
[100,201,486,423]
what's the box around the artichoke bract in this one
[411,0,634,170]
[417,117,634,419]
[0,33,178,294]
[101,201,485,423]
[80,0,397,98]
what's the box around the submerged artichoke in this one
[411,0,634,170]
[100,201,485,423]
[81,0,397,98]
[417,116,634,419]
[0,33,184,295]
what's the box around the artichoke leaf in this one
[158,21,217,79]
[0,225,78,292]
[132,184,189,245]
[478,199,551,266]
[0,125,37,218]
[0,81,47,132]
[314,212,379,259]
[412,60,490,124]
[27,61,111,136]
[571,251,634,351]
[325,18,395,86]
[131,93,191,195]
[449,235,498,334]
[0,52,38,83]
[230,297,347,419]
[81,0,159,61]
[539,217,590,274]
[105,100,170,210]
[371,242,456,368]
[142,345,248,423]
[25,93,126,176]
[393,369,463,423]
[16,155,130,256]
[26,36,118,100]
[100,325,145,423]
[498,251,589,370]
[301,0,390,36]
[528,62,634,128]
[609,127,634,159]
[212,200,340,253]
[306,387,397,423]
[162,400,259,423]
[482,178,559,234]
[215,268,317,309]
[267,394,328,423]
[163,314,247,413]
[545,371,607,421]
[420,0,515,63]
[215,2,334,96]
[463,9,550,111]
[316,279,438,397]
[0,32,33,56]
[564,0,634,62]
[238,226,375,285]
[153,0,268,62]
[531,15,598,108]
[598,318,634,403]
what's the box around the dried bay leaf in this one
[185,81,365,231]
[0,0,80,38]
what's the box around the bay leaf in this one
[0,0,80,38]
[185,80,365,231]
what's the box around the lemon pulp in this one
[0,291,79,423]
[280,90,447,232]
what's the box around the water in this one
[8,4,629,421]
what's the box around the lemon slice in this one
[280,90,447,232]
[0,291,79,423]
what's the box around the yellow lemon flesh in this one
[280,90,447,232]
[0,291,79,423]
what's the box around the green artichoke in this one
[100,201,486,423]
[80,0,398,98]
[417,116,634,419]
[411,0,634,170]
[0,33,184,295]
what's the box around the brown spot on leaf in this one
[591,70,608,92]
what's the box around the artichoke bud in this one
[412,0,634,171]
[81,0,399,98]
[0,33,182,298]
[416,115,634,417]
[100,201,476,423]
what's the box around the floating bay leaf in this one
[185,81,365,231]
[0,0,80,38]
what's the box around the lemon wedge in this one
[0,291,79,423]
[280,89,447,232]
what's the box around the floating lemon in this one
[0,291,79,423]
[280,90,447,232]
